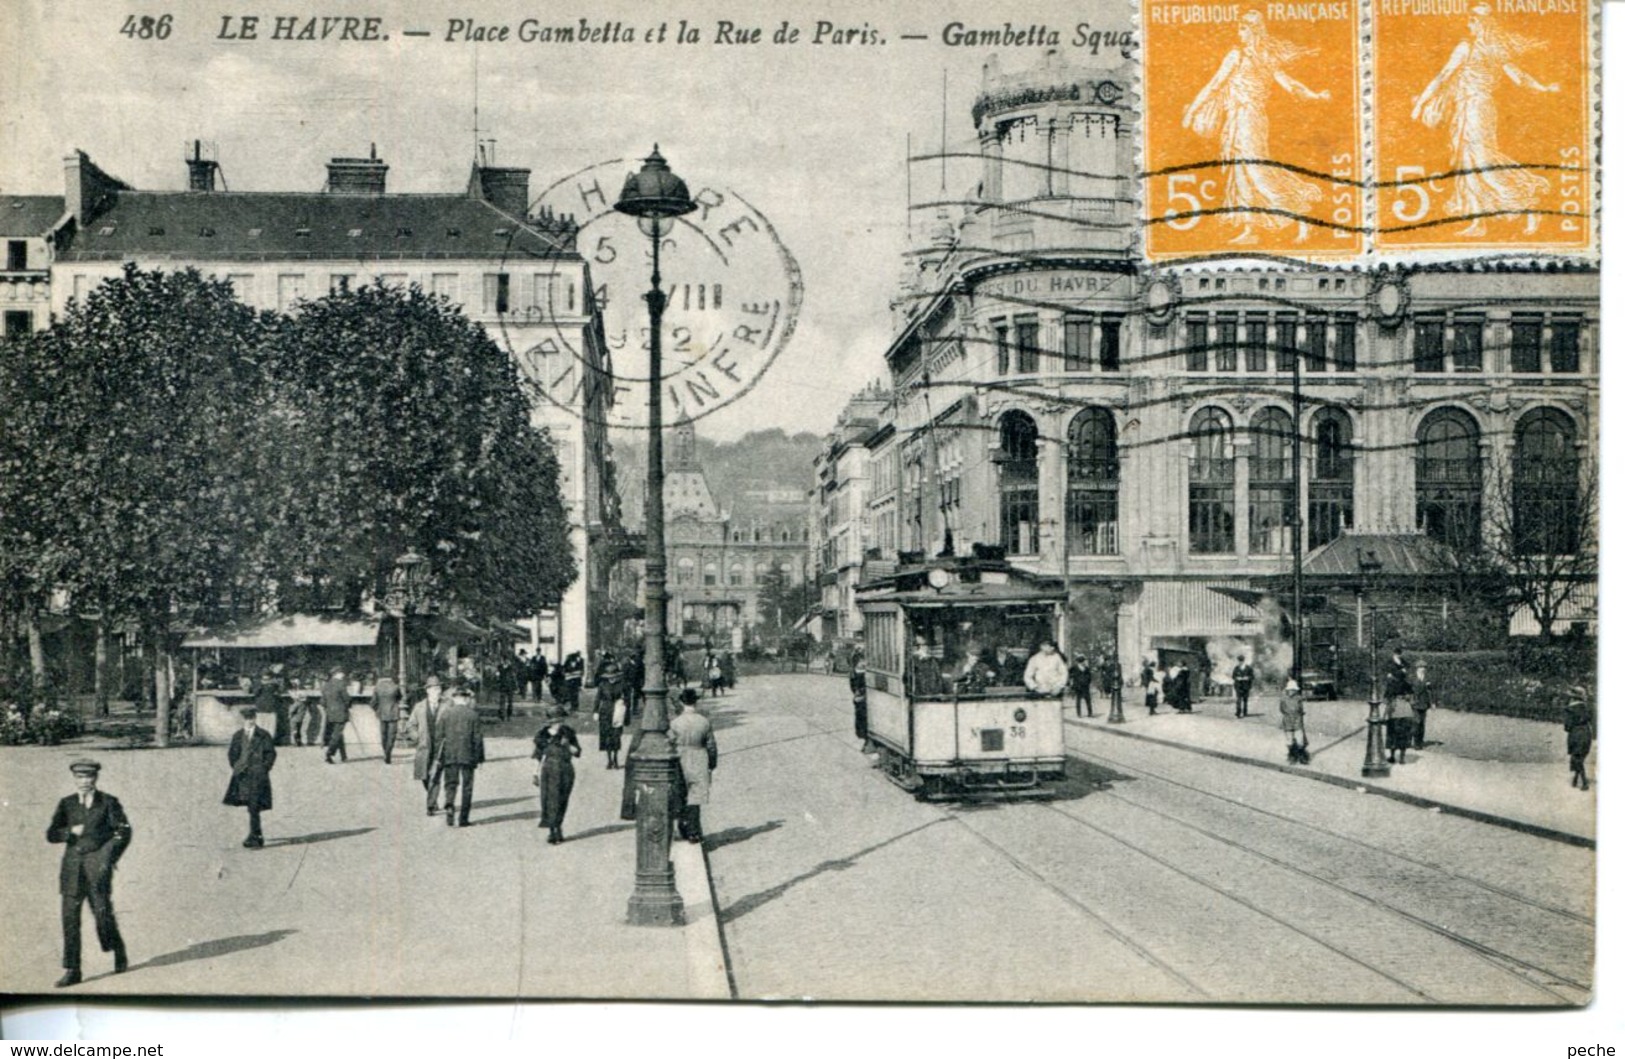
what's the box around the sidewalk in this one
[1068,695,1596,845]
[0,701,730,998]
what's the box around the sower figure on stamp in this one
[1182,10,1330,246]
[1411,4,1558,238]
[224,705,276,849]
[434,684,485,828]
[47,759,131,987]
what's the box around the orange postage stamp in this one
[1373,0,1593,252]
[1142,0,1362,260]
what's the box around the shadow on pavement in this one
[1045,758,1137,802]
[267,828,374,847]
[471,809,537,827]
[471,795,534,811]
[123,929,299,974]
[564,822,635,842]
[718,818,947,925]
[703,819,784,852]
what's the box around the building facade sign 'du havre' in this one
[810,50,1597,686]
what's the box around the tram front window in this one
[906,607,1055,698]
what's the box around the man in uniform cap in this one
[46,759,132,987]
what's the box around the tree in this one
[9,266,269,741]
[262,282,575,622]
[1480,451,1599,643]
[755,562,816,643]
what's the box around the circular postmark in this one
[498,157,802,431]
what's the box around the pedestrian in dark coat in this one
[224,706,276,848]
[561,651,586,710]
[47,759,131,987]
[433,686,485,827]
[1069,654,1094,718]
[533,707,582,843]
[1411,663,1435,748]
[850,654,869,741]
[720,651,737,690]
[254,671,290,747]
[496,655,517,720]
[411,676,444,815]
[321,669,350,763]
[1102,657,1123,716]
[1564,688,1594,790]
[1386,695,1415,764]
[372,674,403,764]
[1232,659,1255,718]
[595,657,625,769]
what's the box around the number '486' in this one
[121,14,173,39]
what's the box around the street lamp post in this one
[616,147,697,927]
[1357,549,1390,779]
[387,551,429,690]
[1106,581,1126,724]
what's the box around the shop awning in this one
[182,614,382,649]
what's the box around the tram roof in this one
[857,557,1065,606]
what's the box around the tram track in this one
[1074,742,1594,926]
[710,681,1590,1003]
[1037,795,1583,1004]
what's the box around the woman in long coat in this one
[669,688,718,843]
[595,658,625,769]
[1564,689,1594,790]
[223,706,277,848]
[534,707,582,844]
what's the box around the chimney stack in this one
[470,163,532,220]
[63,150,131,226]
[325,144,388,195]
[186,140,219,192]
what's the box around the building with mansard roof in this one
[46,143,623,662]
[659,421,811,646]
[851,52,1597,688]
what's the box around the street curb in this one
[670,838,735,999]
[1074,719,1596,850]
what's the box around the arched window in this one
[997,411,1040,555]
[1189,407,1235,554]
[703,560,719,587]
[1249,408,1294,554]
[676,557,695,586]
[1416,408,1482,549]
[1066,408,1119,555]
[729,562,744,586]
[1309,408,1354,549]
[755,562,770,584]
[1513,409,1579,555]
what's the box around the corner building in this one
[48,145,622,662]
[867,53,1598,681]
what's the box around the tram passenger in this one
[953,644,997,692]
[849,653,869,742]
[994,647,1026,687]
[909,638,949,697]
[1023,640,1069,698]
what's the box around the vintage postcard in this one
[0,0,1603,1021]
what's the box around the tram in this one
[856,552,1068,800]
